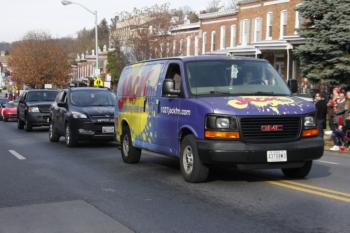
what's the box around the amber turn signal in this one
[302,128,319,137]
[205,131,240,139]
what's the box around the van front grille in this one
[240,117,302,143]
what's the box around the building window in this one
[266,12,273,40]
[230,25,236,48]
[220,26,226,50]
[211,31,216,52]
[295,5,303,34]
[186,36,191,56]
[173,40,176,56]
[194,36,199,56]
[202,32,207,54]
[254,17,262,42]
[240,19,250,46]
[280,10,288,39]
[179,39,183,55]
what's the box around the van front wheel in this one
[121,127,141,164]
[180,135,209,183]
[282,161,313,179]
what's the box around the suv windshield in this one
[27,91,58,102]
[185,60,291,96]
[70,90,114,107]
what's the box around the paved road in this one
[0,121,349,233]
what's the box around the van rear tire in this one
[282,161,313,179]
[180,135,209,183]
[121,127,141,163]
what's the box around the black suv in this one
[17,89,59,131]
[49,87,115,147]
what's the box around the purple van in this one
[115,55,324,183]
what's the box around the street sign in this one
[95,69,101,76]
[44,84,53,89]
[94,77,104,88]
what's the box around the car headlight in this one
[28,107,40,113]
[304,116,316,128]
[72,111,88,119]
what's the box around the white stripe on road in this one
[317,160,339,165]
[8,150,26,160]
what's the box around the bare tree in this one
[111,4,173,62]
[205,0,223,13]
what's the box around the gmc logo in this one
[261,125,284,132]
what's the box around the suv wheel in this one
[282,161,313,179]
[121,127,141,163]
[180,135,209,183]
[24,117,32,132]
[65,124,77,147]
[17,119,24,129]
[49,122,60,142]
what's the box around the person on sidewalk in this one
[330,91,346,151]
[328,87,341,131]
[315,92,327,137]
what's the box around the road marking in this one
[8,150,26,160]
[317,160,339,165]
[281,180,350,198]
[268,181,350,203]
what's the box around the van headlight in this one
[304,116,316,129]
[72,111,87,119]
[206,115,238,130]
[205,115,240,139]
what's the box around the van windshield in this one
[70,90,114,107]
[185,60,291,96]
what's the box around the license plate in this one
[267,150,287,163]
[102,126,114,134]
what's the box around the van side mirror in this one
[57,102,66,108]
[163,79,181,96]
[288,79,298,94]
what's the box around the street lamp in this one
[61,0,99,77]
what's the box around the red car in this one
[1,101,18,122]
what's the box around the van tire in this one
[121,127,141,164]
[49,122,60,142]
[17,119,24,129]
[282,161,312,179]
[180,135,209,183]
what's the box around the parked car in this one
[1,101,18,121]
[115,56,324,183]
[17,89,59,131]
[49,87,115,147]
[0,98,9,121]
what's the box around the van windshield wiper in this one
[209,90,234,95]
[248,92,288,96]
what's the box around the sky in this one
[0,0,208,42]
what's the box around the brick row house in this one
[155,0,304,82]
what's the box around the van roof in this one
[131,55,266,65]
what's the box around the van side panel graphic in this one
[116,63,163,147]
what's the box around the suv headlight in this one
[72,111,88,119]
[28,107,40,113]
[304,116,316,128]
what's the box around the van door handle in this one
[143,99,147,112]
